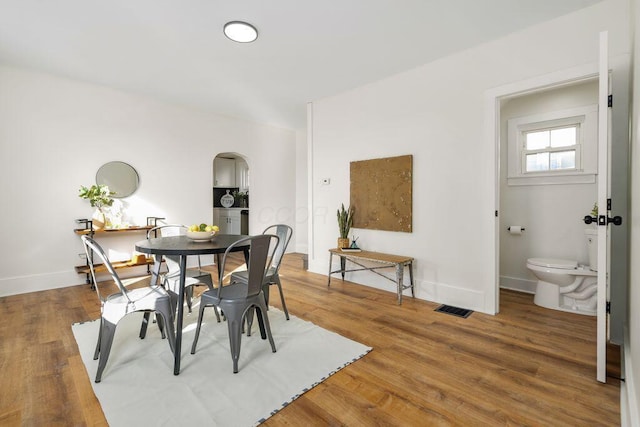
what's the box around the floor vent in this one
[435,305,473,318]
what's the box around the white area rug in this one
[72,307,371,426]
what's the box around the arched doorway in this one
[212,152,249,234]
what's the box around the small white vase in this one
[92,209,106,229]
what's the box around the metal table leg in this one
[173,255,187,375]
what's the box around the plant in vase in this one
[336,203,354,249]
[78,184,115,229]
[233,190,248,208]
[584,202,598,226]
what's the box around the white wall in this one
[499,81,598,293]
[307,0,631,315]
[0,65,297,297]
[624,0,640,422]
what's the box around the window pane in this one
[526,152,549,172]
[550,127,577,148]
[526,131,549,150]
[550,150,576,170]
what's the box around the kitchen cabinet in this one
[235,158,249,191]
[217,209,241,234]
[214,157,236,187]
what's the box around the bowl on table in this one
[186,230,217,242]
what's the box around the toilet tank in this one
[585,228,598,271]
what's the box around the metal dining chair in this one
[230,224,293,320]
[190,234,278,373]
[147,225,218,316]
[81,235,176,382]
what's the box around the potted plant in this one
[336,203,354,249]
[233,190,248,208]
[79,184,115,228]
[584,202,598,226]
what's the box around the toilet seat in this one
[527,258,577,269]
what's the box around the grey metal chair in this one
[230,224,293,321]
[81,235,176,383]
[148,225,219,318]
[190,234,278,373]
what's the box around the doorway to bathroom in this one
[498,80,598,298]
[489,42,630,383]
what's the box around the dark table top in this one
[135,234,250,256]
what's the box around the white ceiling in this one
[0,0,601,130]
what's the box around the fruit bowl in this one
[186,230,217,242]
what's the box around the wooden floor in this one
[0,253,621,426]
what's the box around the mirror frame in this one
[96,161,139,198]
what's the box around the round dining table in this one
[135,234,250,375]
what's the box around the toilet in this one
[526,229,598,316]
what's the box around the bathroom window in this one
[507,105,597,186]
[523,125,579,173]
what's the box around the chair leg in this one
[155,312,166,339]
[140,311,167,339]
[93,317,103,360]
[274,277,290,320]
[157,309,176,354]
[255,307,267,339]
[222,305,245,373]
[245,307,255,337]
[190,302,208,354]
[185,286,194,313]
[95,319,117,383]
[255,301,277,353]
[139,311,150,339]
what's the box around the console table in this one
[327,248,415,304]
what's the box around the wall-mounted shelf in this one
[74,257,156,275]
[75,216,164,287]
[73,225,154,235]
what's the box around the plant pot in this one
[337,238,350,249]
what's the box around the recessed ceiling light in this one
[223,21,258,43]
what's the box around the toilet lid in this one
[528,258,577,269]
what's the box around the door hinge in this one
[495,210,499,217]
[606,301,611,314]
[608,95,613,108]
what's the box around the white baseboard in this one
[0,264,161,298]
[0,270,83,298]
[500,275,536,294]
[294,243,308,254]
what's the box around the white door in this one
[596,31,610,383]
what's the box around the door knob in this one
[597,215,623,226]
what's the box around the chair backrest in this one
[147,225,188,275]
[81,235,132,304]
[219,234,279,299]
[262,224,292,273]
[147,224,187,238]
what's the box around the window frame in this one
[507,105,597,186]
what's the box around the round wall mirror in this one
[96,161,139,198]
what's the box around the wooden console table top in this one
[328,248,413,264]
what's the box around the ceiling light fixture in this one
[223,21,258,43]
